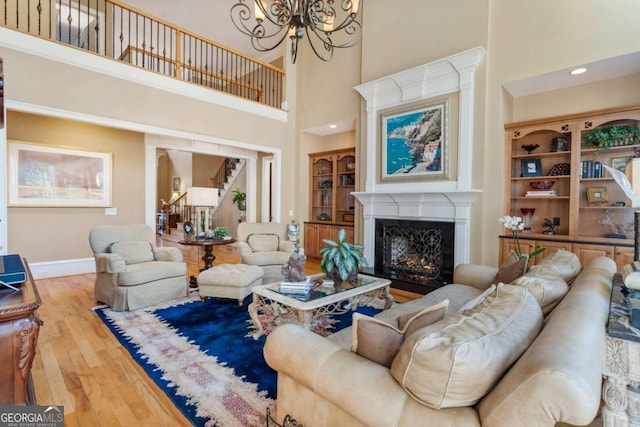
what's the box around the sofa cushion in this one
[512,265,568,315]
[493,252,528,284]
[536,249,581,284]
[108,241,155,265]
[458,284,496,312]
[351,300,449,367]
[390,283,543,409]
[117,261,186,286]
[247,233,280,252]
[241,250,292,266]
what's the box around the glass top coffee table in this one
[248,273,393,339]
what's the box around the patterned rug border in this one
[94,296,274,427]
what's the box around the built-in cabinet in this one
[305,148,356,259]
[502,106,640,270]
[0,260,41,405]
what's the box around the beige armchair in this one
[89,224,188,311]
[236,222,297,284]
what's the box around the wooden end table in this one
[179,238,237,287]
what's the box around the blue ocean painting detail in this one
[384,104,443,176]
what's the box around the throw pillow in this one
[458,284,497,313]
[512,265,568,315]
[536,249,581,284]
[493,252,528,284]
[351,300,449,367]
[247,233,280,252]
[390,283,542,409]
[108,241,155,265]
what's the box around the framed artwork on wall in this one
[172,177,181,192]
[8,140,112,207]
[611,156,631,173]
[379,97,450,182]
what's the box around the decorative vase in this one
[521,208,535,233]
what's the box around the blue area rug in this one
[95,294,381,427]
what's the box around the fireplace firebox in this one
[362,219,454,295]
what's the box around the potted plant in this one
[586,125,640,150]
[213,226,229,239]
[232,188,246,211]
[320,228,368,283]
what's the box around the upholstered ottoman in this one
[197,264,264,305]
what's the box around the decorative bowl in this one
[530,180,555,190]
[522,144,540,154]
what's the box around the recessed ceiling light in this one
[329,124,337,129]
[570,67,587,75]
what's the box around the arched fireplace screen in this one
[375,219,454,288]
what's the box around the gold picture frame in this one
[379,96,450,182]
[586,187,608,205]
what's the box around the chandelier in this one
[230,0,363,63]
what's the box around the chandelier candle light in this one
[230,0,363,63]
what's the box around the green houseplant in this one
[320,228,368,282]
[231,188,246,211]
[586,125,640,150]
[212,226,229,239]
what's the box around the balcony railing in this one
[1,0,285,109]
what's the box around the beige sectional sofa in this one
[264,251,615,427]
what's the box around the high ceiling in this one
[120,0,640,131]
[122,0,284,64]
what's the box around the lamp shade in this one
[186,187,218,206]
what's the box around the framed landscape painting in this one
[8,140,112,207]
[380,97,449,182]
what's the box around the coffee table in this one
[248,273,393,339]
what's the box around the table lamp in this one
[186,187,219,237]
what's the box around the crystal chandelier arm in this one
[230,2,290,39]
[251,27,289,52]
[309,0,360,34]
[307,19,361,49]
[256,0,295,28]
[306,0,362,48]
[230,1,291,52]
[304,26,333,61]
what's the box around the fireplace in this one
[353,48,485,295]
[364,219,454,294]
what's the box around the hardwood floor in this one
[29,241,321,426]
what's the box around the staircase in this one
[159,158,246,240]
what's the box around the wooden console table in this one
[0,259,42,405]
[603,274,640,426]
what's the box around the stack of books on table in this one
[279,277,312,298]
[525,190,557,197]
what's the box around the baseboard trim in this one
[28,258,95,279]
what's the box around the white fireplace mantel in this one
[353,47,486,268]
[353,191,481,267]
